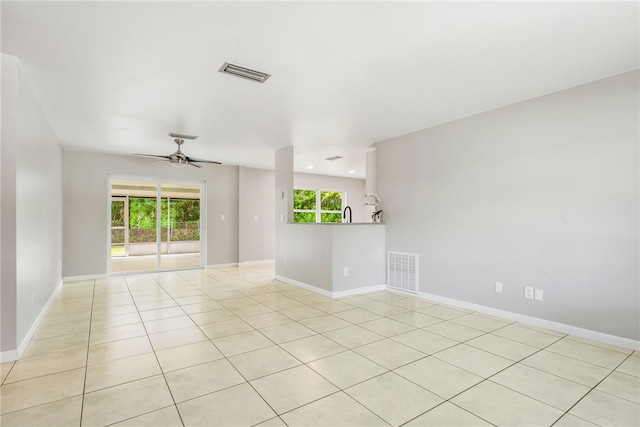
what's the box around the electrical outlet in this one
[254,215,258,222]
[495,282,503,293]
[524,286,534,299]
[343,267,349,277]
[535,289,543,301]
[220,214,225,221]
[283,258,287,266]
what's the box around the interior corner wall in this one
[1,54,63,356]
[62,150,240,277]
[239,167,275,263]
[376,70,640,341]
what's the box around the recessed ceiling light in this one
[218,62,271,83]
[348,170,355,174]
[307,165,314,169]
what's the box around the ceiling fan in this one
[133,133,221,168]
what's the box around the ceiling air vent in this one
[325,155,343,161]
[219,62,271,83]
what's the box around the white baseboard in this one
[0,280,63,363]
[63,273,107,282]
[275,275,386,299]
[206,263,239,269]
[414,290,640,351]
[238,259,275,267]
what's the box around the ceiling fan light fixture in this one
[168,132,198,140]
[219,62,271,83]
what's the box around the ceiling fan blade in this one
[187,162,201,168]
[189,157,222,165]
[132,154,171,160]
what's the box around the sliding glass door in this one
[109,177,204,274]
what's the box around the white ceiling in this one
[2,1,638,178]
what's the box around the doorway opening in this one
[109,177,205,274]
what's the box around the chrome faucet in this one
[343,206,352,223]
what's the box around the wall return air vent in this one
[387,251,419,294]
[218,62,271,83]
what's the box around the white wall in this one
[377,70,639,341]
[239,167,275,263]
[62,150,240,277]
[1,55,63,357]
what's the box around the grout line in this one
[78,278,97,427]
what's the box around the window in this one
[293,189,344,223]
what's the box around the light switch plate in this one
[535,289,543,301]
[495,282,503,293]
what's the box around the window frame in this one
[293,188,346,223]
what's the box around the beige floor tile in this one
[89,323,146,346]
[178,382,276,427]
[261,298,306,311]
[228,345,301,380]
[22,332,89,359]
[433,344,513,378]
[389,311,442,328]
[137,307,185,322]
[188,308,237,325]
[565,335,634,354]
[91,304,138,318]
[259,322,316,344]
[39,309,92,326]
[521,350,611,387]
[175,294,214,306]
[181,301,225,315]
[391,329,458,355]
[148,326,208,351]
[208,290,246,300]
[450,312,511,332]
[5,347,87,383]
[364,302,410,317]
[199,317,254,339]
[617,355,640,377]
[32,319,90,340]
[250,365,338,414]
[354,339,426,370]
[465,333,539,361]
[279,306,327,321]
[85,352,161,392]
[88,335,153,365]
[569,389,640,427]
[229,303,275,318]
[404,401,492,426]
[280,334,347,363]
[110,405,183,426]
[313,300,356,313]
[359,318,415,338]
[82,375,174,426]
[281,391,388,427]
[211,330,274,357]
[299,314,352,333]
[164,359,245,402]
[1,361,14,384]
[596,371,640,403]
[452,380,563,427]
[143,315,196,334]
[552,413,598,427]
[334,308,383,324]
[91,312,142,330]
[254,416,288,427]
[243,312,293,329]
[0,395,82,427]
[345,372,443,426]
[491,363,590,410]
[136,299,178,312]
[394,357,483,400]
[337,295,380,308]
[492,323,562,348]
[308,350,387,388]
[323,325,385,349]
[155,341,223,372]
[424,321,485,341]
[0,368,85,415]
[389,297,436,310]
[546,338,630,369]
[417,305,468,320]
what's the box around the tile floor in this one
[1,265,638,426]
